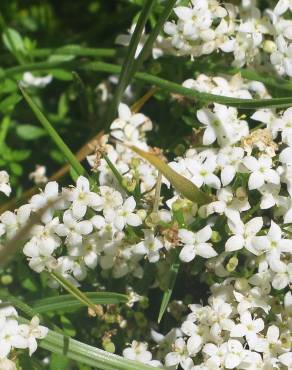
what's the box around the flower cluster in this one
[159,0,292,76]
[0,301,48,369]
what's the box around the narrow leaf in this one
[50,272,103,316]
[158,257,180,323]
[39,326,156,370]
[31,292,128,313]
[129,0,176,81]
[129,145,212,205]
[105,0,156,128]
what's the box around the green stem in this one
[105,0,156,129]
[2,60,292,110]
[30,46,116,59]
[128,0,176,84]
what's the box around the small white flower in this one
[29,165,48,185]
[123,341,152,363]
[230,311,264,339]
[134,230,163,263]
[0,204,31,239]
[103,196,142,230]
[55,210,93,247]
[21,72,52,88]
[225,217,263,254]
[66,176,101,218]
[18,316,48,356]
[243,155,279,190]
[179,226,217,263]
[0,171,11,197]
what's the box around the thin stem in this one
[105,0,156,129]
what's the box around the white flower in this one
[18,316,48,356]
[165,337,193,370]
[94,186,123,212]
[29,165,48,185]
[252,221,291,262]
[29,181,63,223]
[123,341,152,363]
[103,196,141,230]
[0,171,11,197]
[225,217,263,254]
[207,187,250,220]
[66,176,100,218]
[0,319,27,359]
[217,146,245,186]
[271,262,292,289]
[274,0,292,15]
[55,210,93,247]
[224,340,246,369]
[271,35,292,77]
[197,104,248,147]
[0,204,31,239]
[134,230,163,263]
[278,352,292,368]
[110,103,152,144]
[21,72,52,88]
[179,226,217,263]
[230,311,264,339]
[243,155,279,190]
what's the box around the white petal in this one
[179,245,196,262]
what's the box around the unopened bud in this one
[234,277,249,291]
[236,186,247,201]
[211,230,221,243]
[226,256,238,272]
[1,275,13,285]
[122,178,136,192]
[263,40,276,53]
[198,205,208,219]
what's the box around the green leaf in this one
[50,272,106,316]
[158,256,180,323]
[129,0,176,81]
[2,27,25,52]
[0,94,22,114]
[19,86,86,177]
[39,326,157,370]
[31,292,128,313]
[49,353,70,370]
[105,0,156,128]
[16,124,46,140]
[129,145,212,205]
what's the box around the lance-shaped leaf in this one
[50,272,102,316]
[31,292,128,314]
[129,145,212,205]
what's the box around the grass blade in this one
[105,0,156,128]
[50,272,102,316]
[129,0,176,81]
[129,144,212,205]
[31,292,128,313]
[158,256,179,323]
[83,61,292,109]
[2,61,292,109]
[19,86,86,178]
[39,327,157,370]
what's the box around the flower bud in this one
[226,256,238,272]
[211,230,221,243]
[1,274,13,285]
[122,178,136,193]
[234,277,249,291]
[263,40,276,53]
[198,205,208,219]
